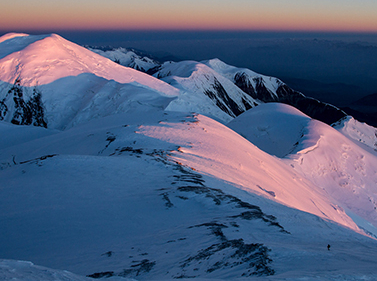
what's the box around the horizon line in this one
[1,28,377,35]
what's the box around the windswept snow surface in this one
[288,119,377,236]
[229,103,377,237]
[138,112,357,231]
[1,110,377,280]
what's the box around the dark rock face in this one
[119,259,156,277]
[180,237,274,277]
[0,99,7,120]
[203,77,256,118]
[276,84,347,125]
[234,71,347,125]
[234,72,256,98]
[2,80,47,128]
[204,78,240,117]
[234,73,273,102]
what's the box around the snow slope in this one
[228,103,377,236]
[138,112,357,230]
[228,103,311,157]
[1,109,377,280]
[0,260,90,281]
[334,116,377,152]
[288,120,377,235]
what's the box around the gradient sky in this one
[1,0,377,32]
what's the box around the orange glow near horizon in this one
[1,0,377,33]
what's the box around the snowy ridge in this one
[0,33,347,130]
[137,112,358,231]
[228,104,377,235]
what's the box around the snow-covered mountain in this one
[0,33,178,129]
[0,33,347,130]
[1,32,377,280]
[153,60,259,122]
[89,47,160,73]
[203,58,347,125]
[88,47,347,126]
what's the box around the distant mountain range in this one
[1,33,377,281]
[92,46,348,125]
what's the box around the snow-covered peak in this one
[202,58,280,93]
[203,58,259,78]
[0,33,183,129]
[155,60,211,79]
[89,47,160,73]
[201,58,347,125]
[0,33,178,97]
[154,60,258,122]
[0,33,52,61]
